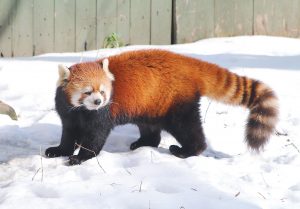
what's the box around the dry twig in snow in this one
[75,143,106,173]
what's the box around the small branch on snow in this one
[235,191,240,197]
[40,146,44,182]
[75,143,106,173]
[110,183,121,188]
[257,192,266,199]
[216,111,228,115]
[139,181,143,192]
[31,146,44,182]
[203,100,212,123]
[275,130,288,136]
[131,181,143,193]
[280,198,287,202]
[285,143,300,153]
[32,168,41,181]
[260,172,270,187]
[125,168,132,175]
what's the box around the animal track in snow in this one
[31,184,60,198]
[273,154,297,164]
[0,84,8,91]
[155,183,181,194]
[289,183,300,191]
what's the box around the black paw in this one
[68,155,83,165]
[130,139,160,150]
[130,141,141,150]
[45,146,62,158]
[169,145,193,158]
[45,146,74,158]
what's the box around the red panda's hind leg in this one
[166,98,207,158]
[130,124,161,150]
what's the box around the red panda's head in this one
[57,59,114,110]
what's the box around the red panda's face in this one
[57,60,114,111]
[69,82,112,110]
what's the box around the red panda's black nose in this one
[94,99,101,105]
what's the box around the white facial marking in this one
[83,86,93,94]
[71,91,82,107]
[102,58,115,81]
[71,86,93,108]
[100,84,111,106]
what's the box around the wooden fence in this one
[174,0,300,43]
[0,0,172,57]
[0,0,300,57]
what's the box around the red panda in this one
[46,49,279,165]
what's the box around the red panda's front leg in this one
[68,127,112,165]
[45,126,77,158]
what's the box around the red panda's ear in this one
[57,64,70,87]
[102,58,115,81]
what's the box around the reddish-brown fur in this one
[100,50,275,119]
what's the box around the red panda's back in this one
[107,50,202,118]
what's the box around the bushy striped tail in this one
[244,80,279,150]
[202,67,279,150]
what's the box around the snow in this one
[0,36,300,209]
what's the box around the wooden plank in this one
[0,0,15,57]
[54,0,75,52]
[76,0,97,52]
[117,0,130,46]
[151,0,172,45]
[33,0,54,55]
[12,0,34,57]
[215,0,253,37]
[254,0,278,35]
[97,0,117,48]
[232,0,253,36]
[130,0,151,45]
[174,0,214,44]
[286,0,300,37]
[214,0,233,36]
[254,0,300,37]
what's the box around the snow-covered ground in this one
[0,36,299,209]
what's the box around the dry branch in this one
[75,143,106,173]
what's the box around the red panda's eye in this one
[84,91,92,95]
[100,91,105,95]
